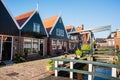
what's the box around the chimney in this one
[81,24,84,30]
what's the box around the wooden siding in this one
[50,17,68,39]
[21,12,47,38]
[0,1,19,36]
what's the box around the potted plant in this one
[81,44,91,54]
[46,60,54,70]
[75,48,82,58]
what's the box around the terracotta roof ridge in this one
[15,10,35,20]
[66,25,73,28]
[43,15,59,21]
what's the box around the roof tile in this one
[76,25,84,31]
[65,25,73,32]
[43,15,59,33]
[15,10,35,26]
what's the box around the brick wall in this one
[114,37,120,48]
[48,38,68,55]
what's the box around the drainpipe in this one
[18,29,21,53]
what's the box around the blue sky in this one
[4,0,120,38]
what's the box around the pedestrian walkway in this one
[0,54,75,80]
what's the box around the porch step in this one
[3,60,15,66]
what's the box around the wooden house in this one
[114,30,120,49]
[106,32,116,48]
[66,25,78,51]
[0,0,19,61]
[15,10,48,58]
[43,15,68,55]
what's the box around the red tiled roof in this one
[76,25,84,31]
[15,10,35,26]
[65,25,73,32]
[43,15,59,33]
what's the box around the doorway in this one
[0,36,13,61]
[40,43,43,56]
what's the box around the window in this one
[52,40,57,49]
[33,23,40,32]
[56,29,59,36]
[61,30,64,36]
[56,29,64,37]
[24,38,40,54]
[33,39,39,53]
[57,40,63,49]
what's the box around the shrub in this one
[75,49,82,56]
[14,53,24,63]
[38,50,43,56]
[81,44,91,51]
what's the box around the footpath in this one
[0,54,75,80]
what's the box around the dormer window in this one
[33,23,40,32]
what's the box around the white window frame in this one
[61,30,64,36]
[52,40,57,50]
[33,23,40,33]
[24,38,40,54]
[56,29,59,36]
[56,29,64,37]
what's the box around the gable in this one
[71,27,75,32]
[21,12,47,38]
[50,17,68,39]
[15,11,34,27]
[66,25,73,32]
[0,0,19,36]
[43,15,59,33]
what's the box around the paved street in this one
[0,54,75,80]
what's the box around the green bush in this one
[81,44,91,51]
[47,60,54,65]
[38,50,43,56]
[14,53,24,63]
[75,49,82,56]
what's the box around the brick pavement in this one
[0,54,75,80]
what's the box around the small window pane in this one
[33,23,40,32]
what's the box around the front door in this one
[2,36,12,61]
[40,43,43,56]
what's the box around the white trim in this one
[49,15,60,35]
[20,10,36,29]
[37,12,49,37]
[0,36,3,60]
[70,26,75,32]
[61,17,69,39]
[11,36,13,60]
[38,39,40,51]
[1,0,20,29]
[0,35,13,61]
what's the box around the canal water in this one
[57,65,111,80]
[84,66,111,80]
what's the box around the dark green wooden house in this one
[15,10,48,58]
[43,15,68,55]
[0,0,20,62]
